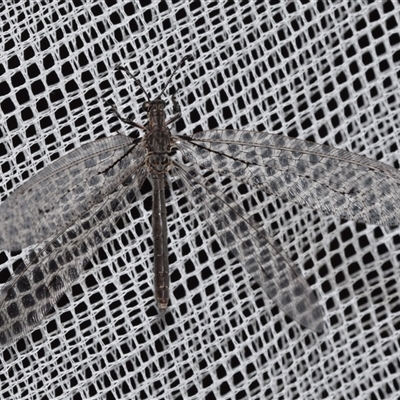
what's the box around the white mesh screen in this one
[1,1,400,399]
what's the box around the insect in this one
[1,57,400,346]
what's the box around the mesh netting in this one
[0,1,400,399]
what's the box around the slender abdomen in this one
[152,173,169,308]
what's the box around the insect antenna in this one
[157,55,191,99]
[116,65,151,101]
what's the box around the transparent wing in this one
[0,136,148,346]
[172,161,324,333]
[0,166,148,346]
[177,129,400,226]
[0,135,143,251]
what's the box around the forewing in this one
[0,165,148,346]
[178,130,400,226]
[0,135,144,251]
[172,161,324,333]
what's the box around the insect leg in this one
[103,98,146,130]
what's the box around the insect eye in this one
[143,102,150,111]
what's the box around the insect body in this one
[107,61,187,310]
